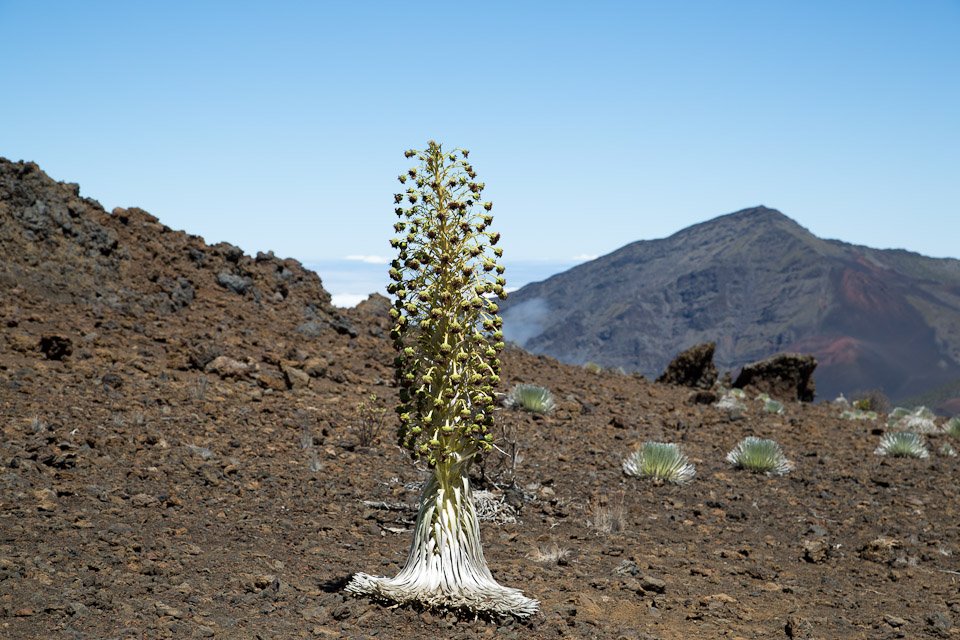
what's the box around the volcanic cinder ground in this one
[2,160,960,639]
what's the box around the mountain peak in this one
[502,206,960,405]
[708,205,800,229]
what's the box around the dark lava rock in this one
[163,276,195,310]
[101,372,123,389]
[39,335,72,360]
[687,390,718,405]
[297,317,358,339]
[733,352,817,402]
[216,272,253,295]
[328,315,358,338]
[296,321,325,338]
[657,342,717,389]
[186,342,223,370]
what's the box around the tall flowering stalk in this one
[345,141,538,617]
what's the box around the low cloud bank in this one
[501,297,550,347]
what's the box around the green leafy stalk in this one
[346,142,537,618]
[387,141,506,467]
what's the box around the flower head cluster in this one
[388,141,506,466]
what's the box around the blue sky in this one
[2,2,958,305]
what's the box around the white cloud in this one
[572,253,598,262]
[331,293,369,308]
[345,254,389,264]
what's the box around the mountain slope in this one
[0,158,369,388]
[501,206,960,403]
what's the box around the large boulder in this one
[656,342,717,389]
[733,353,817,402]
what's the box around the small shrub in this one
[726,436,793,475]
[476,421,524,487]
[192,374,209,401]
[583,362,603,374]
[939,443,957,458]
[622,442,695,485]
[588,494,625,535]
[472,489,518,525]
[527,544,571,565]
[354,394,387,447]
[505,383,556,414]
[875,432,929,458]
[852,389,891,415]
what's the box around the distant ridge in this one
[501,206,960,406]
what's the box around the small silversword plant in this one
[505,383,556,414]
[345,142,537,617]
[726,436,793,475]
[875,431,929,458]
[841,408,879,421]
[888,406,938,433]
[762,398,785,414]
[716,390,747,418]
[622,442,696,485]
[583,362,603,374]
[945,416,960,438]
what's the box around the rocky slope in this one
[2,161,960,639]
[501,206,960,407]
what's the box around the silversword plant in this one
[505,383,556,414]
[762,398,785,414]
[726,436,793,475]
[888,406,938,433]
[716,389,747,418]
[841,408,879,421]
[622,441,696,485]
[875,431,929,458]
[945,416,960,439]
[345,142,537,617]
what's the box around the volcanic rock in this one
[733,352,817,401]
[656,341,717,389]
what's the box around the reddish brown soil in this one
[2,160,960,639]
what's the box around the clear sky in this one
[2,2,958,304]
